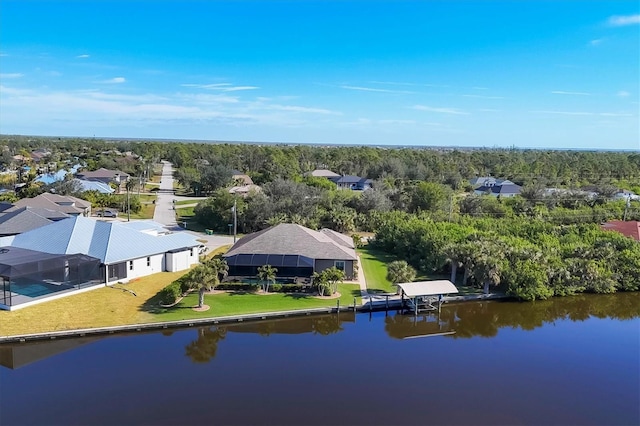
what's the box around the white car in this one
[98,210,118,218]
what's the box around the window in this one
[146,257,151,267]
[129,261,134,271]
[335,261,345,271]
[190,248,194,257]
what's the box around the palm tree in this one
[190,263,218,308]
[257,264,277,293]
[386,260,416,291]
[185,327,227,363]
[205,257,229,283]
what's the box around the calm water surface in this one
[1,293,639,426]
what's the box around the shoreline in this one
[0,293,509,344]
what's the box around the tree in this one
[190,263,219,308]
[185,327,227,363]
[386,260,416,288]
[205,257,229,283]
[257,264,277,293]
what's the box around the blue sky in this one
[0,0,638,149]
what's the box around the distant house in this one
[469,177,502,188]
[228,184,261,197]
[601,221,640,242]
[0,207,70,237]
[308,169,340,179]
[613,190,640,202]
[34,169,70,185]
[329,175,373,191]
[473,179,522,197]
[9,193,91,217]
[73,179,115,194]
[223,223,357,280]
[76,168,130,192]
[231,170,254,186]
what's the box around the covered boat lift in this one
[397,280,459,315]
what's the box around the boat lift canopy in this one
[397,280,459,314]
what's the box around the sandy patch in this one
[313,292,341,300]
[192,305,211,312]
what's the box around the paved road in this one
[153,161,234,252]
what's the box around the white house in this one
[3,216,201,285]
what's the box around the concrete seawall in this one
[0,293,510,344]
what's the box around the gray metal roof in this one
[224,223,356,261]
[76,168,130,180]
[319,228,354,249]
[9,193,87,215]
[7,216,200,264]
[310,169,340,178]
[0,207,69,236]
[397,280,459,297]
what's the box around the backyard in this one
[358,245,485,296]
[0,264,361,337]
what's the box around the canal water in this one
[1,293,638,426]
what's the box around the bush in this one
[270,284,282,292]
[159,282,181,305]
[218,282,260,292]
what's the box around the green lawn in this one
[142,284,362,321]
[175,199,203,206]
[358,246,397,293]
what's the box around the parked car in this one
[97,209,118,218]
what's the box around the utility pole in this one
[623,195,630,221]
[233,198,237,243]
[127,179,131,222]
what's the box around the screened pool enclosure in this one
[224,254,315,278]
[0,247,103,309]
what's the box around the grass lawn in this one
[175,199,203,206]
[358,246,397,293]
[145,284,362,321]
[127,202,156,220]
[0,268,360,337]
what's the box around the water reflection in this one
[390,292,640,339]
[2,293,638,369]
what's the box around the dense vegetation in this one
[2,135,639,302]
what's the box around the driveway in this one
[153,161,235,252]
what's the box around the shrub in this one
[218,283,260,292]
[159,282,181,305]
[270,284,283,292]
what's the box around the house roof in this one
[329,175,366,184]
[0,207,70,236]
[34,170,69,185]
[475,183,522,196]
[6,216,201,264]
[73,179,115,194]
[601,221,640,242]
[310,169,340,178]
[224,223,357,261]
[319,228,354,249]
[9,193,88,215]
[397,280,459,297]
[76,168,130,180]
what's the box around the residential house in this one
[76,168,130,192]
[223,223,357,280]
[329,175,373,191]
[0,216,202,310]
[0,207,70,236]
[601,221,640,242]
[473,179,522,197]
[228,184,261,197]
[9,193,91,216]
[308,169,340,179]
[231,170,254,186]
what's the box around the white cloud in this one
[411,105,469,115]
[617,91,630,97]
[76,54,90,58]
[478,108,501,112]
[608,14,640,26]
[340,85,414,94]
[462,94,504,99]
[265,104,340,115]
[99,77,126,84]
[532,110,633,117]
[589,38,604,46]
[0,73,24,79]
[551,91,591,96]
[181,83,259,92]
